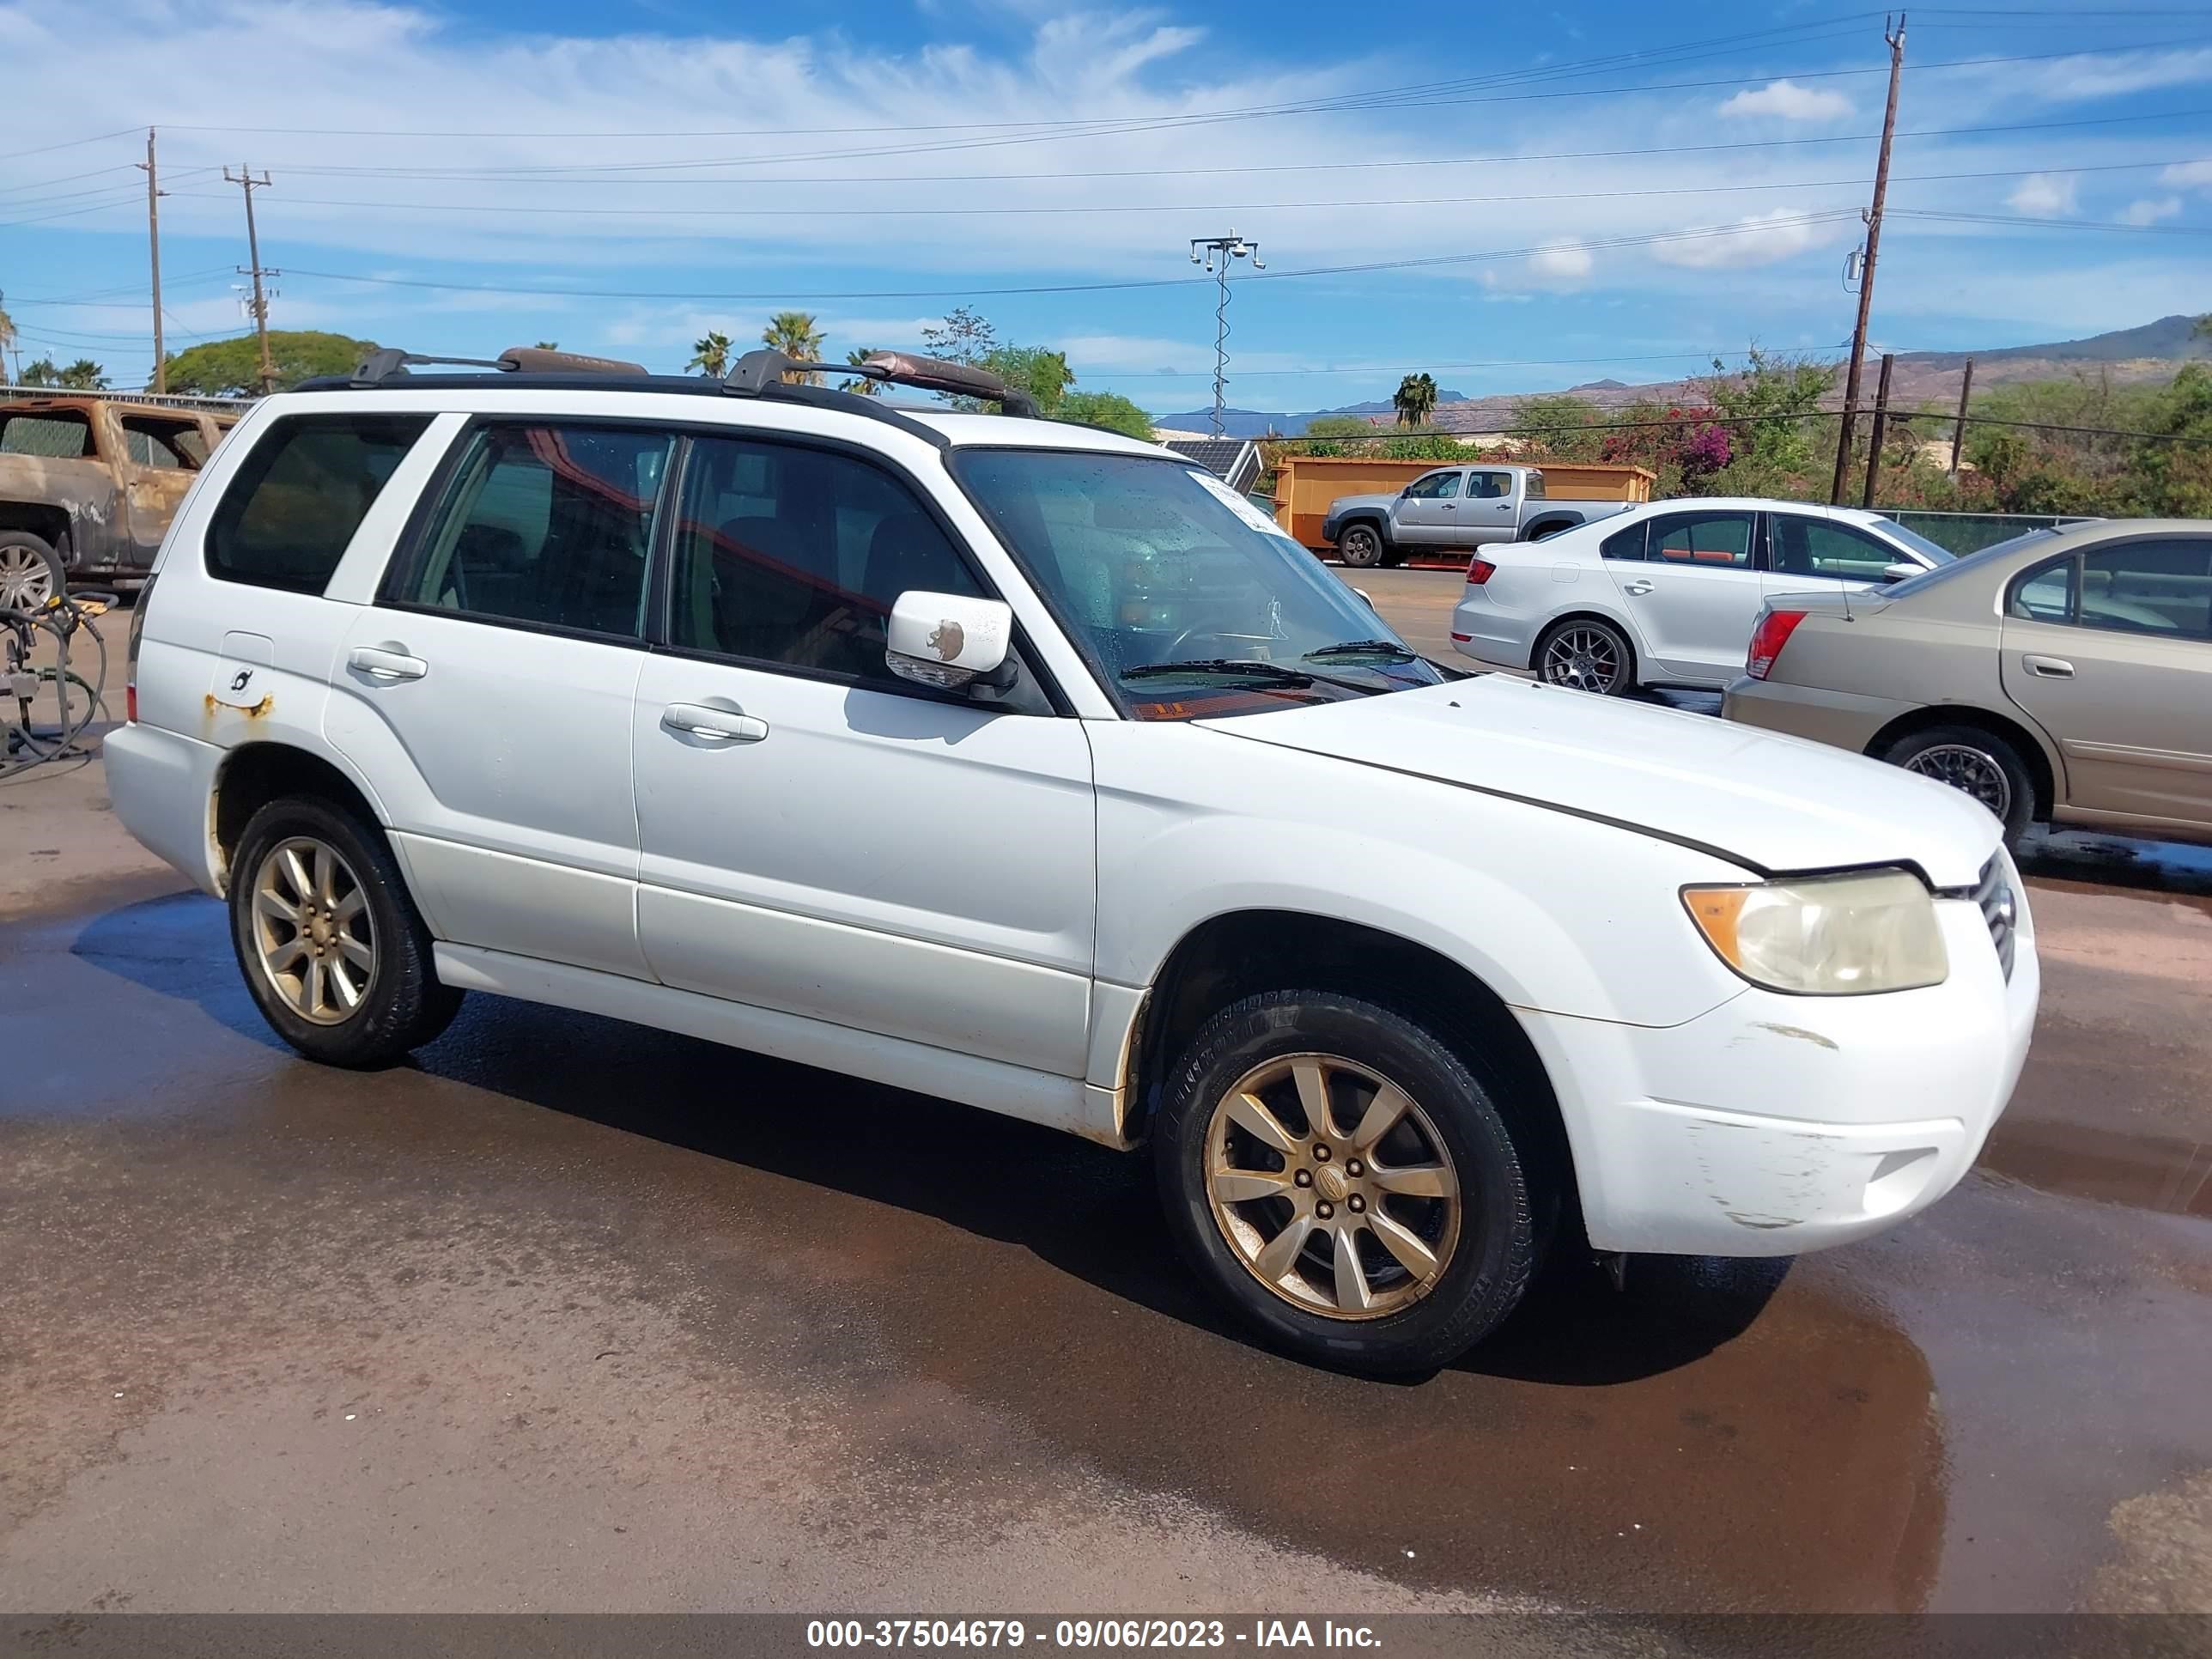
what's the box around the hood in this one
[1198,675,1999,887]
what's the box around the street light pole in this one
[1188,230,1263,438]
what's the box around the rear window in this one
[206,414,431,594]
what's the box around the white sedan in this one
[1450,498,1955,694]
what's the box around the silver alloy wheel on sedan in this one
[250,836,376,1025]
[0,541,57,612]
[1901,742,2014,821]
[1203,1052,1462,1320]
[1540,623,1625,694]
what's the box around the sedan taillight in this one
[1465,558,1497,586]
[1747,608,1807,680]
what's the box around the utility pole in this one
[1831,12,1906,505]
[1861,351,1896,508]
[1188,230,1263,438]
[223,166,279,396]
[1948,356,1974,477]
[138,129,167,393]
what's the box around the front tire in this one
[0,531,63,612]
[1154,991,1540,1375]
[1534,617,1635,696]
[1882,724,2037,847]
[229,795,463,1066]
[1337,524,1386,568]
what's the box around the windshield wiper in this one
[1304,639,1417,662]
[1120,658,1386,696]
[1121,659,1315,686]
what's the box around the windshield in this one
[951,449,1444,719]
[1871,520,1957,564]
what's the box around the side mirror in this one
[886,591,1018,693]
[1881,562,1922,584]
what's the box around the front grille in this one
[1973,855,2017,981]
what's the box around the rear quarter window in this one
[205,414,432,594]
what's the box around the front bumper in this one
[1519,878,2039,1256]
[1721,674,1915,757]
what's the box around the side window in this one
[1402,471,1461,500]
[2076,539,2212,639]
[1769,516,1900,580]
[1466,471,1511,500]
[400,423,672,639]
[1600,521,1646,562]
[119,417,204,471]
[207,414,431,594]
[670,435,984,688]
[0,411,92,459]
[2008,558,2077,624]
[1648,511,1753,568]
[1525,472,1547,500]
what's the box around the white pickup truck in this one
[1321,463,1638,568]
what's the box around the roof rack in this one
[726,349,1041,418]
[344,345,651,385]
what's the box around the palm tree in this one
[842,346,884,396]
[761,312,825,384]
[687,331,733,378]
[1394,372,1438,429]
[0,305,15,383]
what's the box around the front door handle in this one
[348,644,428,682]
[1622,580,1655,596]
[2024,654,2075,678]
[662,702,769,743]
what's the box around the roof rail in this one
[345,345,650,385]
[726,349,1041,418]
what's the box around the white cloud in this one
[2002,46,2212,104]
[1649,209,1835,270]
[2161,159,2212,191]
[1528,241,1594,283]
[2007,173,2077,216]
[1717,79,1851,122]
[2118,197,2182,227]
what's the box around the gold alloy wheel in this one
[250,836,375,1026]
[1203,1053,1462,1320]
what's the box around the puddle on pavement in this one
[1980,1117,2212,1219]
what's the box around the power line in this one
[0,126,141,163]
[154,156,2197,222]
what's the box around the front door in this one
[630,430,1097,1078]
[1393,469,1464,547]
[1613,507,1762,683]
[325,418,674,981]
[2000,535,2212,832]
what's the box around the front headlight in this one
[1681,868,1948,995]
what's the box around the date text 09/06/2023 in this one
[805,1620,1383,1650]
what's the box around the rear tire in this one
[1154,990,1541,1375]
[1881,724,2037,847]
[1337,524,1386,568]
[1534,617,1635,696]
[229,795,463,1067]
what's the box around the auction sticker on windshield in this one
[1193,475,1299,544]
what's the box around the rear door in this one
[1462,468,1521,546]
[1611,507,1762,683]
[1392,468,1464,546]
[325,418,676,981]
[1999,535,2212,831]
[114,410,214,568]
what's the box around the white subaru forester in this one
[105,345,2038,1374]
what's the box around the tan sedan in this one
[1723,520,2212,848]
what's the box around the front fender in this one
[1086,721,1747,1030]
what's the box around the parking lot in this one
[3,578,2209,1617]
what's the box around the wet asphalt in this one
[2,574,2208,1616]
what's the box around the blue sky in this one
[3,0,2209,415]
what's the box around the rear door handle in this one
[1622,580,1655,596]
[348,644,428,682]
[662,702,769,743]
[2024,654,2075,678]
